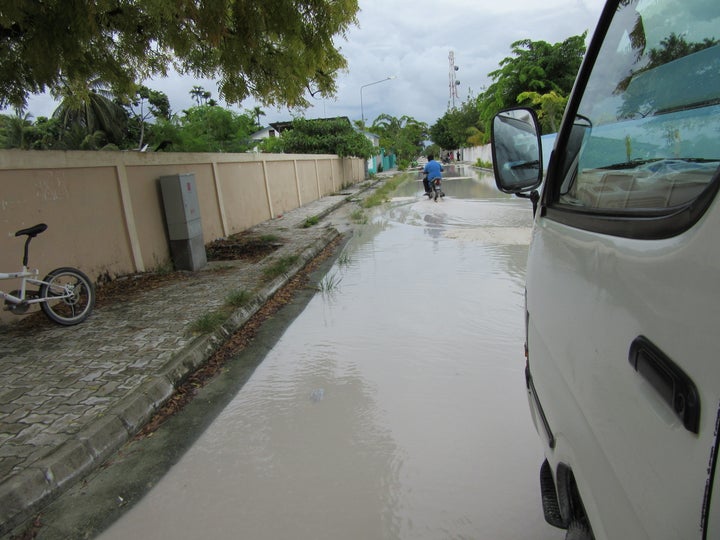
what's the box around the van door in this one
[502,1,720,538]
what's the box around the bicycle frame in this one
[0,267,72,307]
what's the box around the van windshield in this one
[559,0,720,211]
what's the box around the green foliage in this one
[369,114,428,163]
[302,215,320,228]
[51,80,129,148]
[0,110,32,149]
[0,0,360,111]
[255,135,285,153]
[152,105,257,152]
[479,33,587,133]
[426,33,587,147]
[424,144,441,158]
[516,90,568,133]
[281,118,374,159]
[475,158,493,169]
[122,85,172,149]
[430,95,485,149]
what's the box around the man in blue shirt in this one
[423,155,443,200]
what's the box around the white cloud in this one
[7,0,607,128]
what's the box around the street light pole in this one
[360,76,396,127]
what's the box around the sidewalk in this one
[0,178,387,536]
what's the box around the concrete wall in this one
[461,144,493,166]
[0,150,363,288]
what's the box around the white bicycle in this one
[1,224,95,326]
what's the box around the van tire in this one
[565,518,593,540]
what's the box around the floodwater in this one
[98,167,562,540]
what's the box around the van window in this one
[552,0,720,236]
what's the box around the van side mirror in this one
[491,108,543,194]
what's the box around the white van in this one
[491,1,719,539]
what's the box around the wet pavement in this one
[0,177,384,537]
[91,168,558,539]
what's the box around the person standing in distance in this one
[423,154,443,200]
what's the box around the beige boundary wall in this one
[0,150,363,285]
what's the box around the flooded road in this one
[99,167,561,540]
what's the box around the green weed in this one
[302,215,320,228]
[262,254,300,281]
[189,312,227,334]
[226,289,252,307]
[316,272,342,292]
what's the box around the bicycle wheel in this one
[40,267,95,325]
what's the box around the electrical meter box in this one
[159,173,207,271]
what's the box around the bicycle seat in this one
[15,223,48,238]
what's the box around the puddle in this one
[99,167,561,540]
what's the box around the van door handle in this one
[629,336,700,434]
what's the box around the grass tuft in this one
[189,312,227,334]
[226,289,252,307]
[302,215,320,228]
[262,254,300,281]
[316,272,342,292]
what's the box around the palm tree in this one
[52,79,128,147]
[250,106,266,128]
[2,108,33,149]
[190,86,205,106]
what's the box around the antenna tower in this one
[448,51,460,108]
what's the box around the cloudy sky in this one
[17,0,607,128]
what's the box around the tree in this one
[190,86,206,107]
[517,90,568,133]
[281,118,374,159]
[479,33,587,132]
[429,95,485,149]
[51,80,128,148]
[153,105,257,152]
[0,1,359,111]
[124,86,171,150]
[0,108,32,149]
[249,106,266,128]
[370,114,428,165]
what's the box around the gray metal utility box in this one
[159,173,207,271]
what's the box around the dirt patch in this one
[205,234,282,262]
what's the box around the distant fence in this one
[460,144,492,166]
[0,149,363,288]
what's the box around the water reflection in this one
[401,165,508,201]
